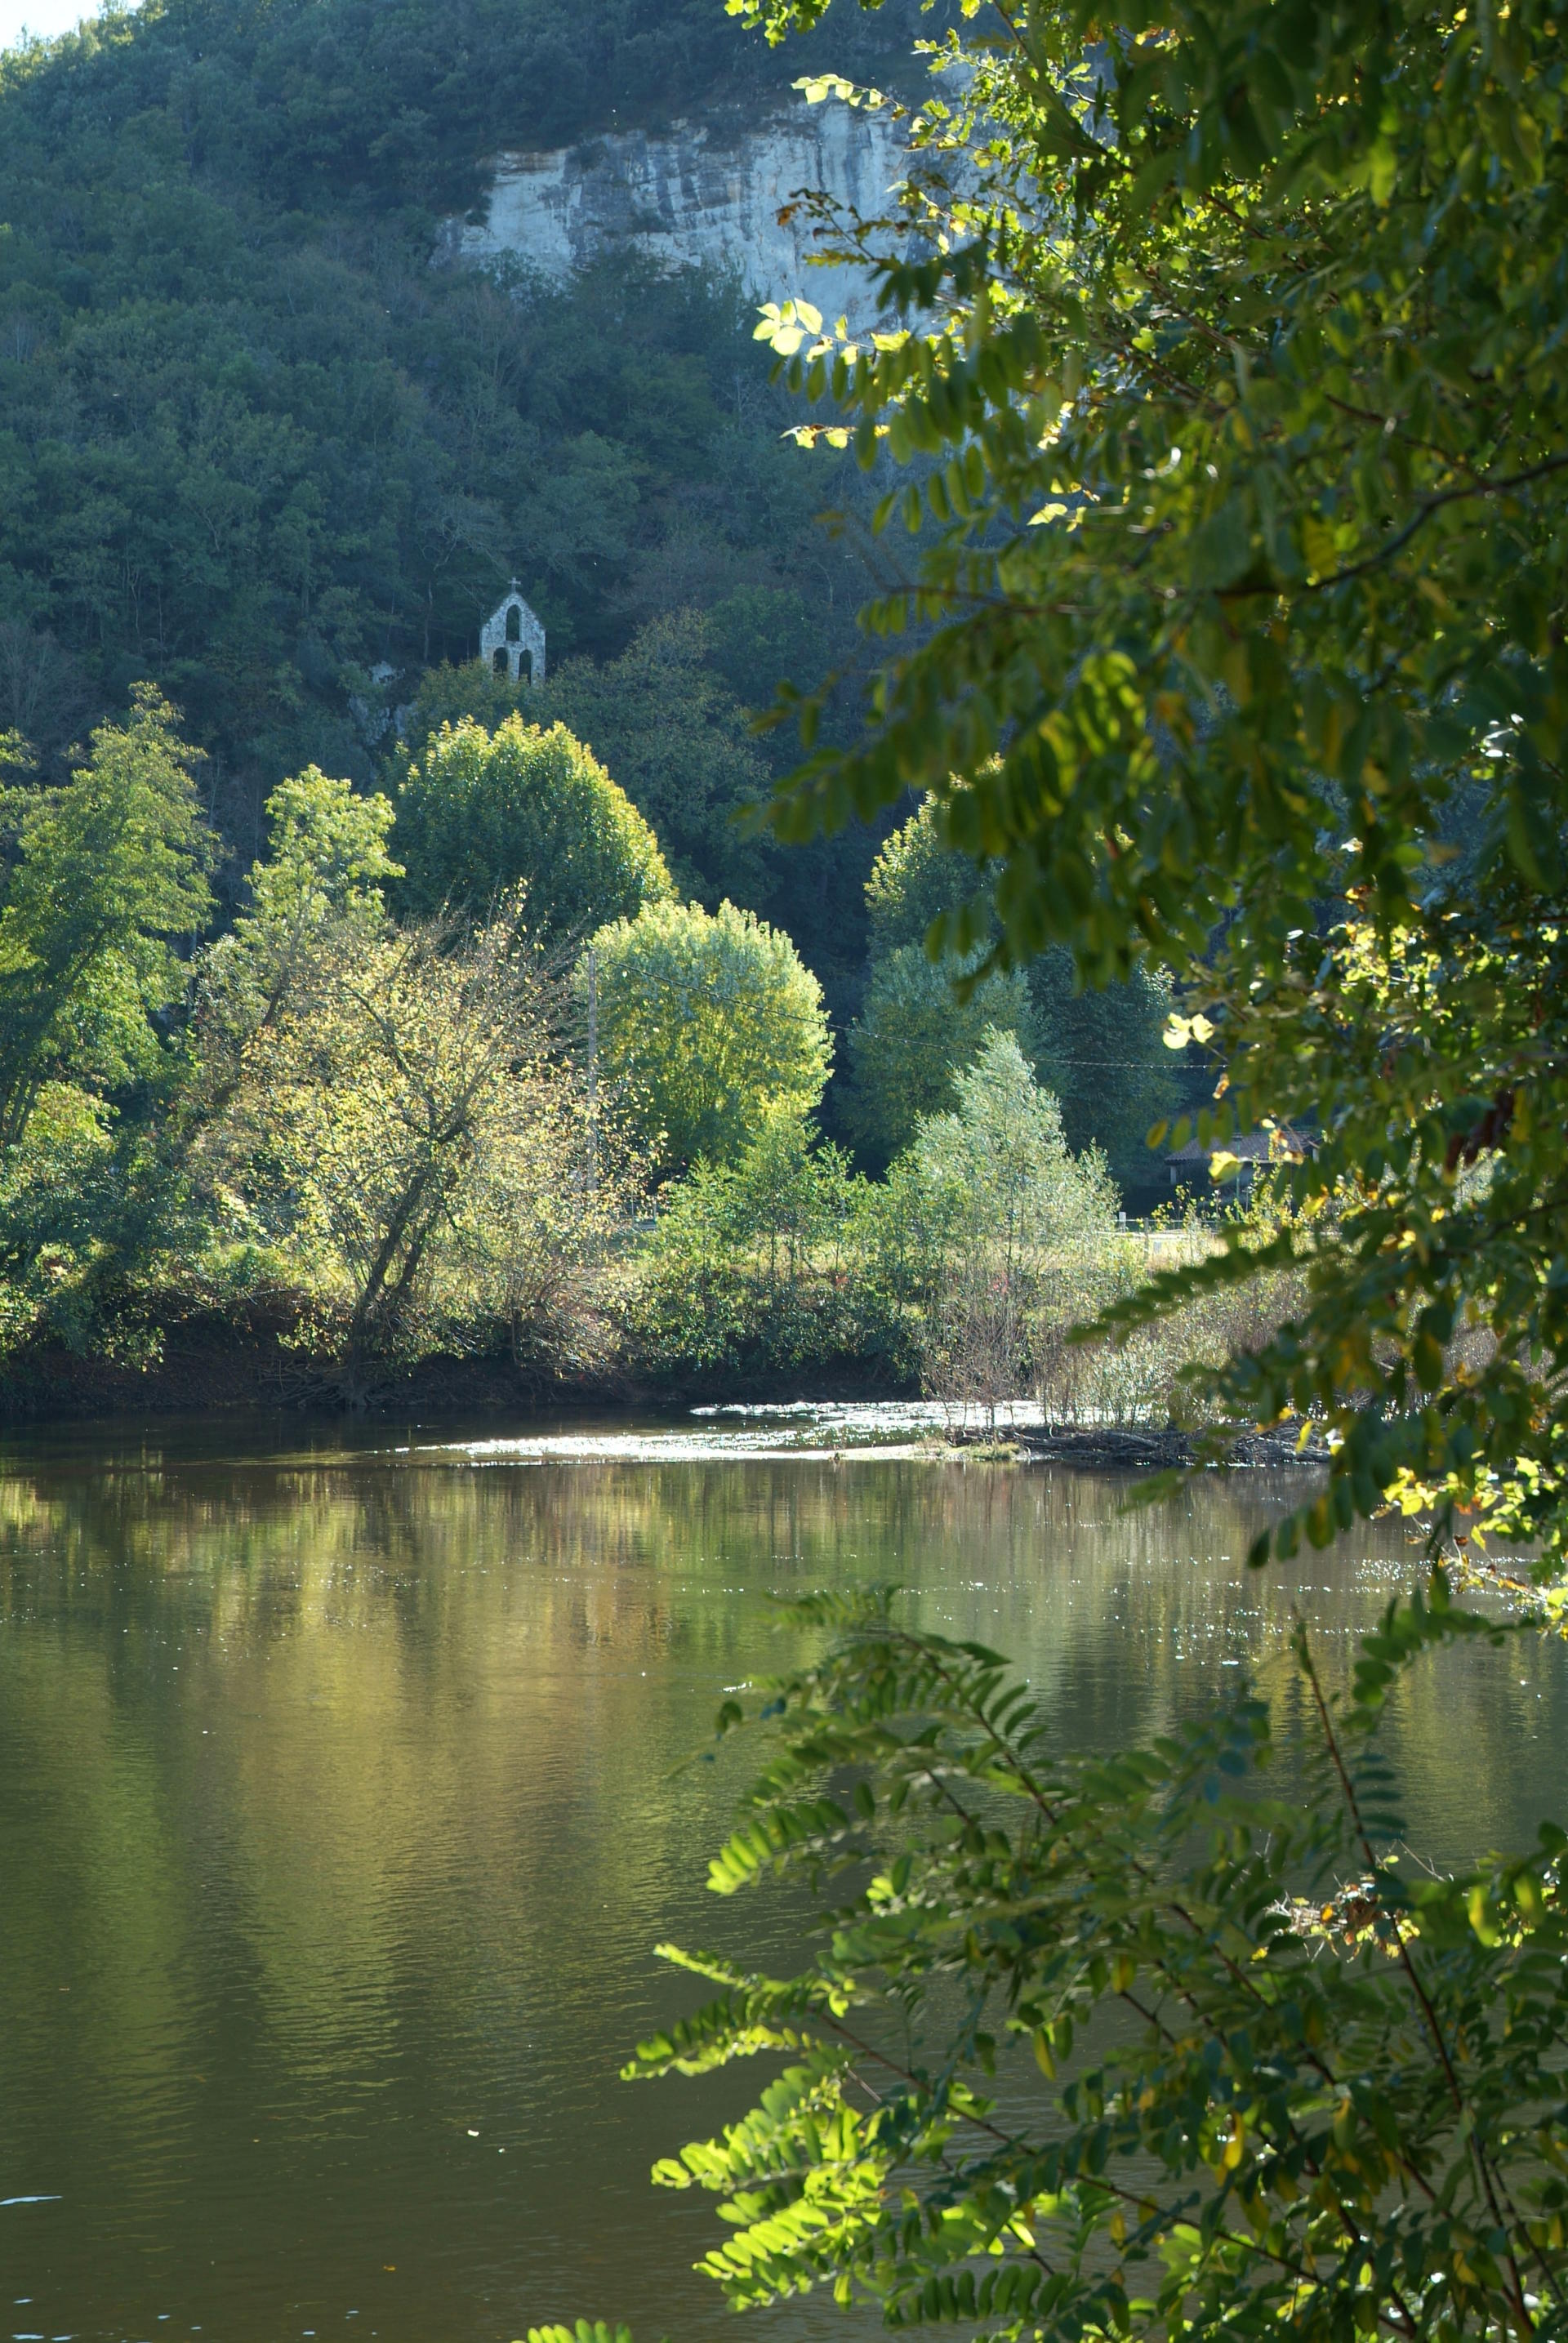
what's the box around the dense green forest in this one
[0,0,943,971]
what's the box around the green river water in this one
[0,1410,1563,2343]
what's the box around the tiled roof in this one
[1165,1126,1308,1165]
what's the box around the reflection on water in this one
[0,1415,1561,2343]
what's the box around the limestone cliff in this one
[440,96,909,320]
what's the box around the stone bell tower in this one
[479,581,546,684]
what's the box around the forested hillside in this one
[0,0,935,966]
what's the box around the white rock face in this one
[444,100,910,322]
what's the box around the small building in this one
[480,581,546,685]
[1164,1125,1310,1193]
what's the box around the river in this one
[0,1410,1561,2343]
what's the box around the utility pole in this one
[586,944,598,1196]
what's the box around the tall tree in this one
[850,800,1178,1178]
[544,615,777,911]
[189,764,402,1127]
[394,715,672,941]
[0,687,212,1147]
[845,945,1030,1167]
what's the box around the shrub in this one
[906,1028,1120,1419]
[628,1108,917,1386]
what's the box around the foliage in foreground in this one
[607,1587,1568,2343]
[744,0,1568,1569]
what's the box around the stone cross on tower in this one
[480,579,546,684]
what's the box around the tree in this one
[394,715,671,942]
[0,686,213,1148]
[863,794,988,961]
[199,886,624,1392]
[913,1030,1116,1258]
[1027,951,1177,1200]
[587,897,831,1169]
[908,1027,1117,1416]
[186,776,639,1390]
[402,612,883,972]
[850,803,1025,1160]
[706,586,822,722]
[604,1586,1568,2343]
[185,761,403,1183]
[845,945,1030,1167]
[197,764,401,1054]
[852,802,1177,1179]
[746,0,1568,1569]
[0,1079,126,1363]
[545,612,778,910]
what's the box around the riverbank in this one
[0,1300,915,1423]
[1010,1423,1333,1468]
[2,1311,1330,1472]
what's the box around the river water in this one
[0,1410,1562,2343]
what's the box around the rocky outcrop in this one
[440,96,910,319]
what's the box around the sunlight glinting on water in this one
[416,1400,1052,1463]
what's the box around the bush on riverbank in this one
[624,1034,1305,1423]
[0,998,1299,1422]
